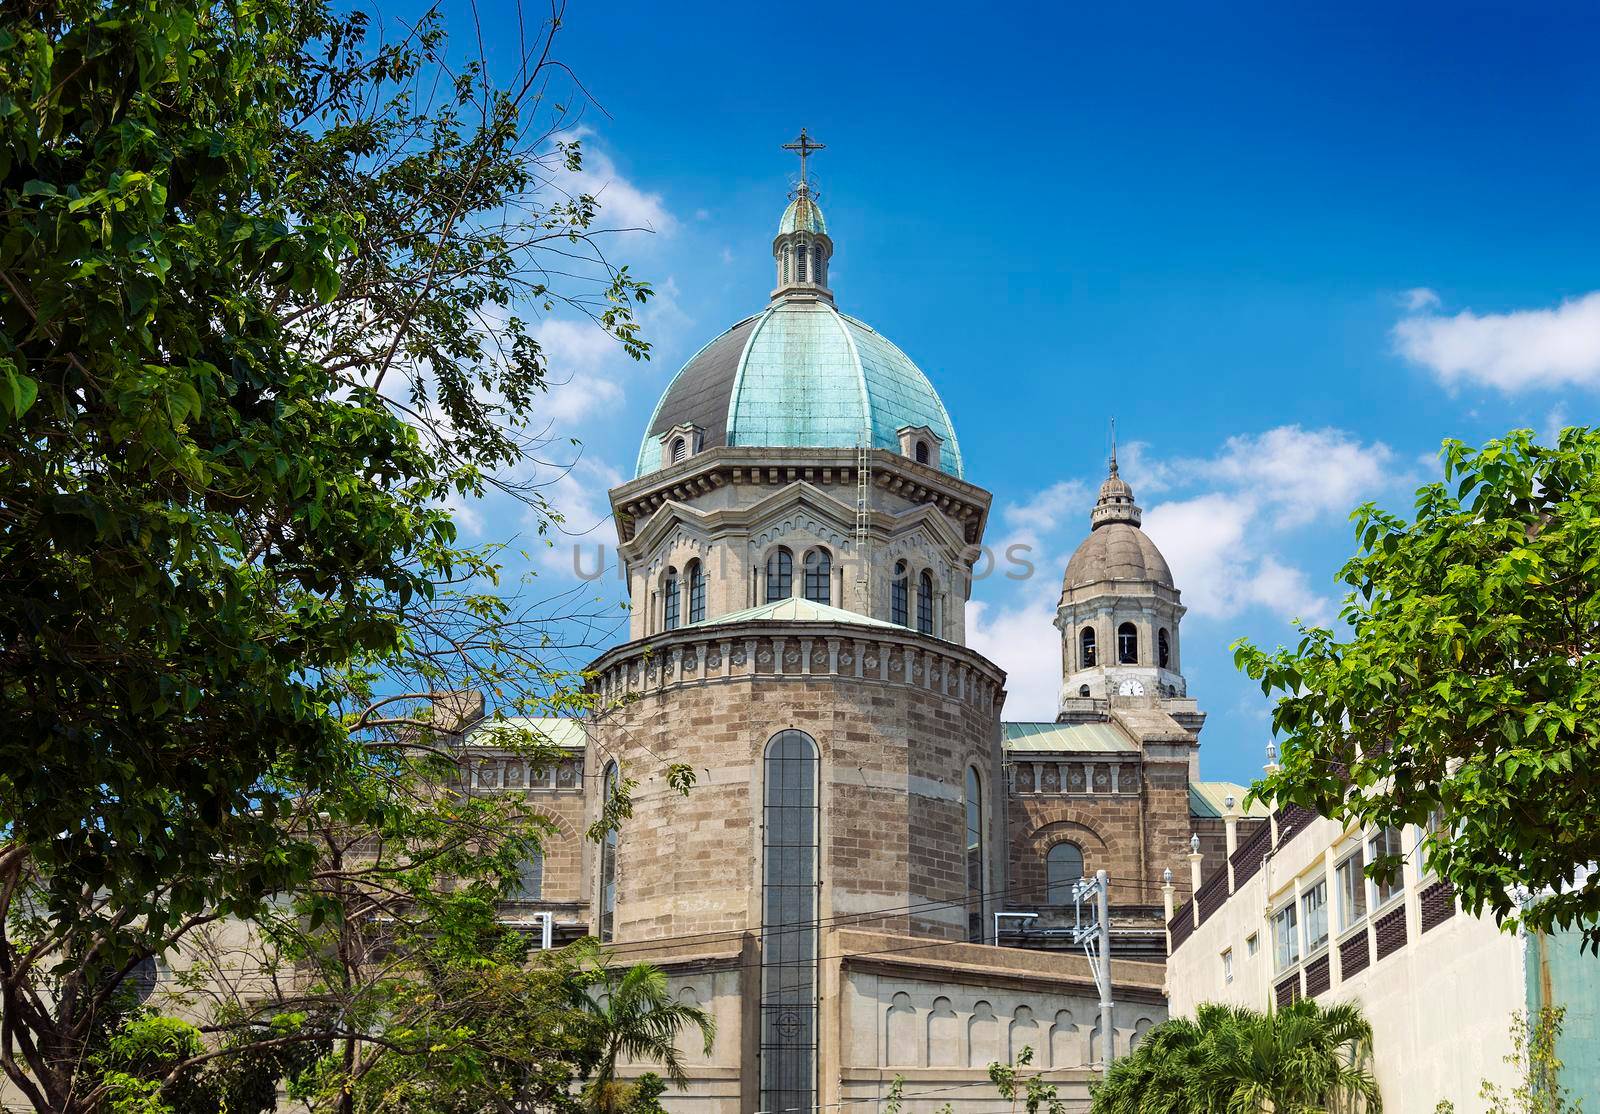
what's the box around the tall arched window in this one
[796,238,808,282]
[1080,627,1097,668]
[599,762,619,942]
[890,560,909,626]
[1158,628,1170,669]
[783,248,790,284]
[662,568,679,631]
[1046,842,1085,904]
[915,440,929,465]
[966,768,984,942]
[670,437,687,464]
[1117,622,1138,664]
[762,730,819,1114]
[803,548,831,605]
[687,559,706,624]
[812,243,823,283]
[917,570,934,635]
[765,547,793,603]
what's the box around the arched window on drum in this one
[1046,842,1084,905]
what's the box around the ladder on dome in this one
[854,432,872,613]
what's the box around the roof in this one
[1002,721,1138,754]
[463,716,585,750]
[779,193,828,235]
[1063,522,1174,589]
[701,596,900,629]
[1189,780,1271,819]
[635,300,962,478]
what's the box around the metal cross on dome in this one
[781,128,825,191]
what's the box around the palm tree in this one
[583,961,716,1113]
[1092,998,1380,1114]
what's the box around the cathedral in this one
[453,141,1264,1112]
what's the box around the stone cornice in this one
[584,619,1007,715]
[610,447,992,545]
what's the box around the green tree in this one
[0,0,654,1109]
[1234,428,1600,948]
[582,962,715,1114]
[1091,1000,1380,1114]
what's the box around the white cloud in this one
[551,129,676,238]
[1001,479,1089,533]
[1394,290,1600,392]
[1402,287,1441,311]
[1142,494,1329,624]
[533,457,624,577]
[967,594,1062,721]
[1195,425,1395,526]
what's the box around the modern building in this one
[1163,792,1600,1108]
[450,143,1278,1113]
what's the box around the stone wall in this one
[584,620,1005,945]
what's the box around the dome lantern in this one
[772,129,834,301]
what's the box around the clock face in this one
[1117,678,1146,697]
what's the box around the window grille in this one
[599,763,618,942]
[662,571,679,631]
[687,560,706,624]
[761,731,818,1114]
[803,549,831,605]
[766,548,793,603]
[891,561,909,626]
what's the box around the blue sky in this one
[441,0,1598,784]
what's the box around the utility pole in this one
[1071,869,1115,1079]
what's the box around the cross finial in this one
[782,128,826,192]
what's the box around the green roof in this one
[635,300,963,478]
[464,716,585,750]
[1189,780,1271,819]
[701,596,900,629]
[1002,721,1138,754]
[779,194,827,235]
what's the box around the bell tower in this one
[1055,446,1188,718]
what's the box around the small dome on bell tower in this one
[772,129,834,302]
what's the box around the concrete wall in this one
[1167,809,1544,1111]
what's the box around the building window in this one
[1246,932,1260,956]
[783,247,790,284]
[687,559,706,624]
[803,548,832,605]
[1336,851,1367,930]
[513,852,543,900]
[1368,825,1405,907]
[812,243,822,283]
[890,561,909,626]
[796,238,808,282]
[915,440,929,465]
[1272,901,1299,972]
[670,436,687,464]
[766,547,793,603]
[1045,842,1084,904]
[762,730,819,1114]
[662,568,680,631]
[966,768,983,942]
[1117,622,1138,664]
[917,570,934,635]
[1080,627,1096,668]
[1078,684,1091,698]
[1301,877,1329,954]
[1222,947,1234,984]
[1158,628,1170,668]
[599,762,619,942]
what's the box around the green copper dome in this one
[636,298,963,477]
[778,194,827,236]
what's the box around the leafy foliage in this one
[1235,428,1600,949]
[0,0,658,1109]
[1091,999,1380,1114]
[1478,1006,1583,1114]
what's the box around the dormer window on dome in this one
[898,425,943,467]
[659,422,704,467]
